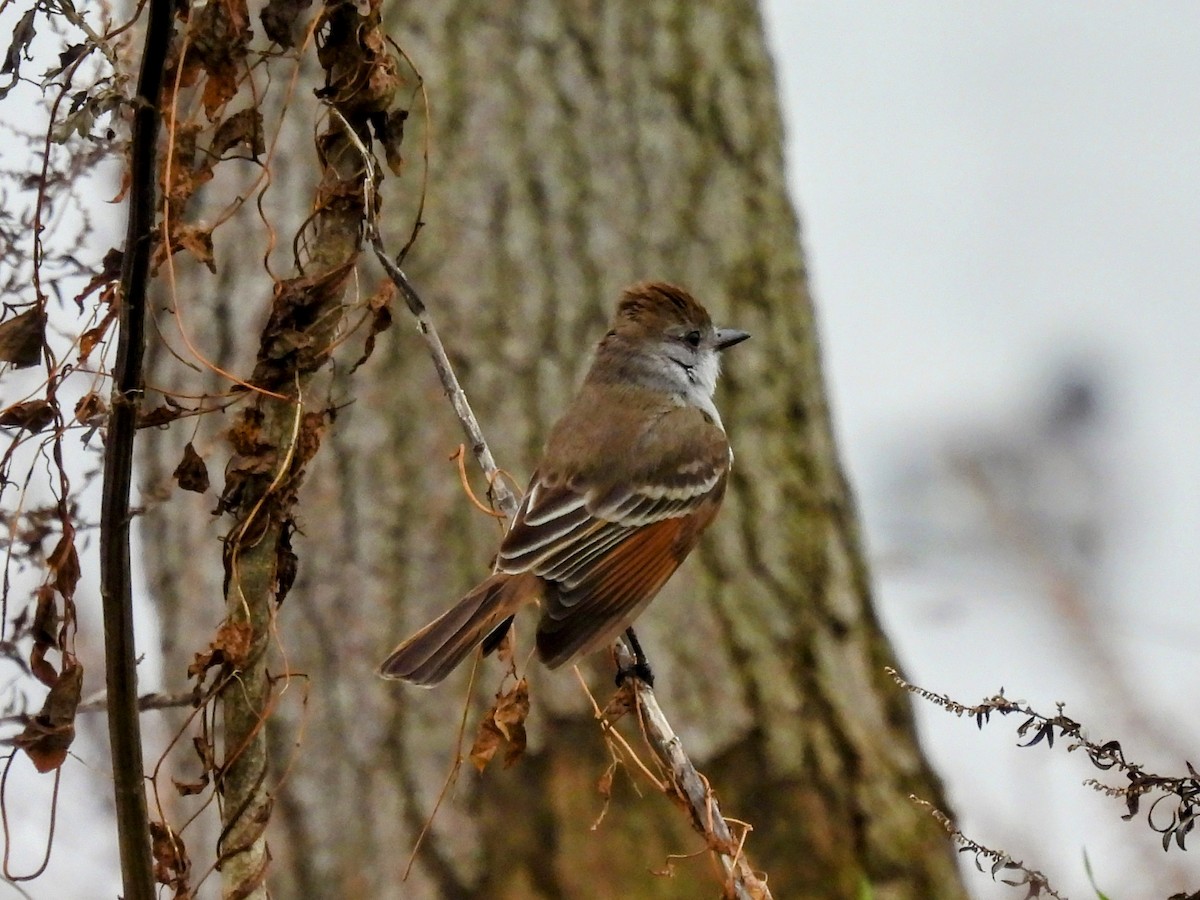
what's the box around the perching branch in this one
[98,0,174,896]
[355,134,769,899]
[613,640,770,900]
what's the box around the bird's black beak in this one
[714,328,751,351]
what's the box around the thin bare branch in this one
[99,0,175,894]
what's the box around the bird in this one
[378,281,749,686]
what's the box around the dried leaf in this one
[0,398,54,433]
[173,442,211,493]
[602,679,637,721]
[47,526,80,599]
[46,42,86,78]
[191,0,251,118]
[73,247,123,310]
[172,773,209,796]
[469,709,502,773]
[249,264,353,389]
[29,585,59,687]
[370,108,407,176]
[210,107,264,160]
[260,0,314,47]
[349,280,394,373]
[0,8,37,99]
[74,391,107,425]
[275,519,297,606]
[13,659,83,773]
[187,619,253,680]
[79,308,117,361]
[138,404,185,429]
[150,819,192,894]
[0,307,45,368]
[172,225,216,273]
[470,679,530,772]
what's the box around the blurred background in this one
[764,2,1200,896]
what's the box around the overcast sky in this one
[762,4,1200,896]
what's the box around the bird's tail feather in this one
[378,573,539,686]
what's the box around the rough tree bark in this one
[142,1,967,897]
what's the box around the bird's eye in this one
[684,330,702,348]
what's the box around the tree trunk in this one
[142,1,967,897]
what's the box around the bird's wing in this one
[496,405,730,667]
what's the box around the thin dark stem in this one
[99,0,173,896]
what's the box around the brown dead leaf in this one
[13,659,83,773]
[138,404,186,429]
[171,772,210,796]
[150,819,192,895]
[187,619,253,680]
[0,307,45,368]
[190,0,251,119]
[79,308,117,361]
[469,709,502,773]
[74,391,107,426]
[349,280,395,374]
[470,679,530,772]
[161,122,208,210]
[275,519,297,606]
[0,399,54,433]
[210,107,264,160]
[173,441,211,493]
[72,247,122,310]
[47,527,80,600]
[295,410,327,469]
[249,264,353,389]
[260,0,314,48]
[602,679,637,722]
[29,585,59,687]
[172,224,217,273]
[371,108,407,176]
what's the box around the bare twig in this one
[350,124,769,900]
[99,0,175,895]
[331,108,519,521]
[0,690,199,731]
[910,796,1066,899]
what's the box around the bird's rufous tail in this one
[378,572,541,686]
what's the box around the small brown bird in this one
[379,282,749,685]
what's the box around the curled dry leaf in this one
[469,678,530,772]
[0,398,54,433]
[275,519,298,606]
[173,441,211,493]
[188,619,253,681]
[0,307,45,368]
[74,391,107,426]
[29,584,59,686]
[14,658,83,773]
[150,819,192,896]
[72,247,122,310]
[260,0,315,48]
[79,309,117,362]
[47,525,80,599]
[138,404,187,429]
[189,0,252,118]
[349,280,395,374]
[210,107,265,160]
[602,679,637,722]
